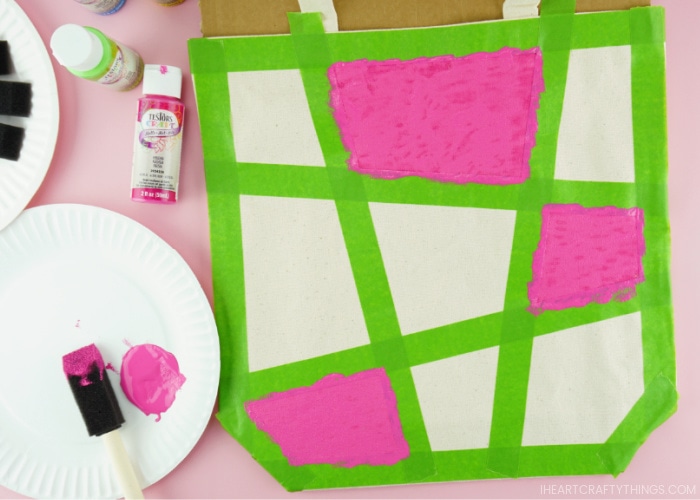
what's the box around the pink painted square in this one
[244,368,409,467]
[528,204,646,314]
[327,47,544,185]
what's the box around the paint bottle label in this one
[131,97,184,203]
[74,0,126,15]
[98,43,144,91]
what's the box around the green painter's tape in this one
[191,70,247,427]
[486,338,534,478]
[473,208,539,479]
[288,13,437,489]
[598,374,678,476]
[518,445,610,476]
[335,198,404,343]
[404,313,503,367]
[328,19,541,62]
[631,6,666,45]
[571,11,631,49]
[627,7,676,392]
[236,163,334,200]
[364,177,522,211]
[288,13,408,348]
[533,298,641,338]
[288,14,350,170]
[551,180,638,208]
[187,1,676,490]
[539,0,576,16]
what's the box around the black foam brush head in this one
[0,80,32,117]
[0,40,10,75]
[0,122,25,161]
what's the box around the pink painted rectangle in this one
[528,204,646,314]
[328,47,544,185]
[245,368,409,468]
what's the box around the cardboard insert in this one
[199,0,651,37]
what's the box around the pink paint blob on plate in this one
[120,343,186,421]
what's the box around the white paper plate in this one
[0,204,220,499]
[0,0,59,231]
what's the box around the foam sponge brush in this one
[0,122,25,161]
[63,344,144,499]
[0,80,32,117]
[0,40,10,75]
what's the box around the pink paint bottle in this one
[131,65,184,203]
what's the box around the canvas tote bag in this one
[189,0,676,490]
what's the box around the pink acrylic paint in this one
[119,343,186,421]
[62,343,106,386]
[245,368,410,467]
[328,47,544,185]
[528,204,646,314]
[131,65,184,204]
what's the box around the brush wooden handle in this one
[102,429,144,500]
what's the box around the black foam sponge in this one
[65,366,125,436]
[0,41,10,75]
[0,80,32,117]
[0,122,25,161]
[62,344,125,437]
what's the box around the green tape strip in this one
[540,0,576,16]
[364,177,522,211]
[487,338,534,477]
[335,198,404,344]
[598,373,678,476]
[236,163,333,200]
[247,346,378,398]
[571,10,631,48]
[287,12,406,345]
[188,40,258,459]
[551,180,638,208]
[287,12,436,488]
[328,18,540,61]
[486,1,574,476]
[533,297,641,338]
[628,7,676,401]
[186,65,248,417]
[519,445,610,476]
[404,313,503,367]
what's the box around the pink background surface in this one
[1,0,697,498]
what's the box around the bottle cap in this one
[143,65,182,99]
[50,24,104,72]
